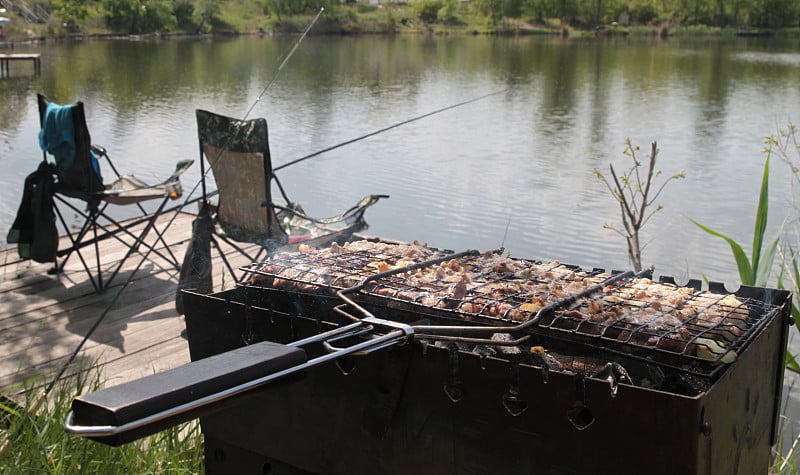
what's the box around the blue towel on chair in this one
[38,102,76,170]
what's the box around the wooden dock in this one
[0,53,41,78]
[0,210,261,400]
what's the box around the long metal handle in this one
[65,320,413,438]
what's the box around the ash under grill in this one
[240,239,781,388]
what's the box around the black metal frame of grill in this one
[239,241,784,383]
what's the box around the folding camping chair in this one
[34,93,193,292]
[176,109,386,307]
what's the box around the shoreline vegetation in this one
[0,1,798,44]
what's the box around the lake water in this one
[2,33,800,458]
[2,35,800,288]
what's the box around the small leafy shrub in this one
[412,0,445,23]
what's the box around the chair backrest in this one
[37,94,105,202]
[195,109,286,244]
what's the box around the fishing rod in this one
[241,7,324,122]
[273,88,510,172]
[194,7,325,202]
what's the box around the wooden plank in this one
[0,209,275,398]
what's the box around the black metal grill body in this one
[182,281,790,475]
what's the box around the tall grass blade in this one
[0,400,21,417]
[752,155,771,277]
[689,217,754,284]
[756,225,782,287]
[789,248,800,334]
[787,351,800,374]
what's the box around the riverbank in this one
[0,2,797,45]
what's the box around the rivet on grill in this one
[443,344,464,403]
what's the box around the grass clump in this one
[0,364,203,474]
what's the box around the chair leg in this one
[132,199,181,269]
[90,210,179,267]
[210,236,238,288]
[50,193,191,292]
[212,234,267,284]
[103,197,174,289]
[91,210,104,291]
[52,200,102,291]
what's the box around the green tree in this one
[54,0,89,32]
[264,0,324,19]
[173,0,194,29]
[412,0,447,22]
[437,0,459,23]
[104,0,176,33]
[197,0,221,31]
[470,0,526,23]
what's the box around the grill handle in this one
[64,341,307,446]
[65,319,414,446]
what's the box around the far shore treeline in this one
[0,0,798,39]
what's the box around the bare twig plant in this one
[594,140,685,272]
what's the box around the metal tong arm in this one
[322,316,414,355]
[65,319,413,439]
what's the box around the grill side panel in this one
[178,289,796,475]
[698,297,790,475]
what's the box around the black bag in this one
[7,162,59,264]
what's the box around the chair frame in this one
[196,109,283,284]
[193,109,386,286]
[38,94,184,292]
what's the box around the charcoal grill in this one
[65,239,792,475]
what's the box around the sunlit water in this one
[3,35,799,287]
[2,34,800,449]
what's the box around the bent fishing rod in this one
[242,7,324,122]
[196,7,325,201]
[273,88,510,172]
[41,10,326,400]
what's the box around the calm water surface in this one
[1,35,799,288]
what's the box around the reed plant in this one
[689,153,782,288]
[688,139,799,369]
[0,363,203,474]
[772,123,800,335]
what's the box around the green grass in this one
[0,364,203,474]
[774,422,800,474]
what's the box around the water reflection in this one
[1,35,799,287]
